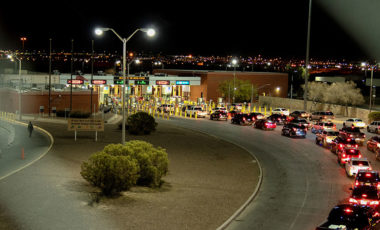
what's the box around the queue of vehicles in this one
[203,107,380,229]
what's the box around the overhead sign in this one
[156,80,170,85]
[91,80,107,85]
[135,80,149,85]
[68,119,104,131]
[114,76,149,80]
[67,79,84,85]
[176,80,190,85]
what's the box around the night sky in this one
[0,0,378,59]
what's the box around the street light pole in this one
[304,0,312,111]
[370,66,374,112]
[48,38,52,117]
[8,54,22,120]
[95,27,155,145]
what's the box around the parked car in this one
[367,136,380,152]
[272,108,289,116]
[209,107,227,115]
[231,113,254,125]
[311,121,336,134]
[339,126,366,146]
[310,111,335,121]
[315,130,340,148]
[289,110,310,119]
[267,114,288,125]
[253,119,276,130]
[346,158,372,177]
[316,204,380,230]
[186,106,207,118]
[344,118,366,129]
[210,110,228,121]
[353,170,380,190]
[367,121,380,134]
[281,123,307,138]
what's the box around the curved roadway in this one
[158,117,371,230]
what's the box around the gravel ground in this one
[0,118,259,230]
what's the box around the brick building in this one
[152,69,288,102]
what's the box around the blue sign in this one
[176,80,190,85]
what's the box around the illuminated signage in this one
[114,80,124,85]
[67,79,84,85]
[91,80,107,85]
[156,80,170,85]
[114,76,149,80]
[176,80,190,85]
[135,80,149,85]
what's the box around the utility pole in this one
[91,40,94,115]
[70,39,74,114]
[48,38,52,117]
[304,0,312,111]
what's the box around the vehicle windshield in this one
[194,108,202,111]
[324,123,334,127]
[324,112,334,115]
[355,119,363,122]
[352,161,369,166]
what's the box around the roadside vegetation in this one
[81,140,169,196]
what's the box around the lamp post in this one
[95,27,155,145]
[231,58,238,103]
[7,54,22,120]
[304,0,312,111]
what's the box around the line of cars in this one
[207,107,380,229]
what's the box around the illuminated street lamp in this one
[95,27,155,145]
[231,58,238,103]
[7,54,22,120]
[20,37,27,50]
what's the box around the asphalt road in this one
[0,121,51,180]
[158,116,380,230]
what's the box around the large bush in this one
[126,112,157,135]
[80,152,140,196]
[103,140,169,187]
[369,112,380,123]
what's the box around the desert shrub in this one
[368,112,380,123]
[126,112,157,135]
[103,140,169,187]
[80,152,140,196]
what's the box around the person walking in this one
[27,121,34,137]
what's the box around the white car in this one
[344,118,366,129]
[367,121,380,134]
[272,108,289,116]
[209,107,227,115]
[187,106,207,118]
[345,158,372,177]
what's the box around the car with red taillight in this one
[346,158,372,177]
[253,119,276,130]
[337,148,362,166]
[289,118,312,130]
[339,126,366,146]
[353,170,380,190]
[311,121,336,134]
[368,121,380,134]
[210,110,228,121]
[367,136,380,153]
[281,123,307,138]
[330,136,358,154]
[316,204,380,230]
[267,114,288,125]
[349,185,380,207]
[315,130,339,148]
[248,112,265,121]
[231,113,254,125]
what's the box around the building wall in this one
[153,69,288,102]
[0,89,98,114]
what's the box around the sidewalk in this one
[0,113,259,230]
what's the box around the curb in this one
[0,120,54,181]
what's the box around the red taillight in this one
[364,134,366,138]
[377,183,380,189]
[366,173,372,177]
[363,194,368,198]
[355,145,358,148]
[342,153,346,158]
[355,180,359,186]
[243,117,246,121]
[358,154,362,158]
[349,134,353,138]
[339,144,344,148]
[347,138,351,141]
[344,208,353,213]
[370,201,379,205]
[350,149,355,153]
[292,128,296,132]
